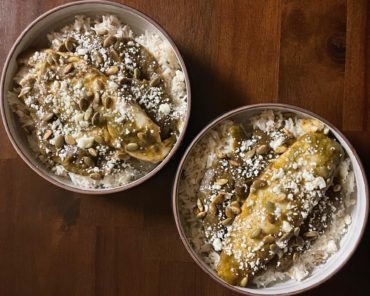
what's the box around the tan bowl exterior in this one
[172,103,368,295]
[0,1,191,194]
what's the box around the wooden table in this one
[0,0,369,295]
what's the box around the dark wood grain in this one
[0,0,369,295]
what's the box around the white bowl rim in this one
[0,0,191,195]
[172,103,369,296]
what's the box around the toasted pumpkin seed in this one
[54,135,64,148]
[64,37,76,52]
[94,135,104,144]
[208,203,217,215]
[79,98,90,111]
[264,235,275,244]
[293,227,300,237]
[103,96,113,109]
[91,112,101,126]
[212,193,225,205]
[115,151,128,160]
[251,228,262,239]
[64,135,76,145]
[43,130,53,140]
[303,231,318,238]
[252,179,267,190]
[244,148,256,159]
[89,172,102,180]
[42,112,54,122]
[229,159,240,167]
[333,184,342,192]
[270,243,280,254]
[110,49,120,61]
[267,213,276,224]
[275,145,287,154]
[133,68,141,79]
[225,207,235,219]
[88,148,98,157]
[149,75,161,87]
[83,156,94,167]
[221,218,233,226]
[215,178,228,186]
[256,144,269,155]
[103,35,117,47]
[266,201,275,212]
[106,65,119,75]
[275,193,287,202]
[240,276,248,287]
[63,63,74,74]
[293,253,299,262]
[126,142,139,151]
[84,107,93,121]
[197,198,204,211]
[229,206,241,215]
[95,52,103,65]
[196,211,207,219]
[16,110,25,118]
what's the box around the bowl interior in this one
[2,2,189,194]
[174,105,368,295]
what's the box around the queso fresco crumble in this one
[8,15,187,188]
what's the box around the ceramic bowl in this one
[172,103,368,295]
[0,0,191,194]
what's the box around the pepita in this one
[91,112,101,126]
[88,148,98,157]
[89,172,102,180]
[266,201,275,212]
[229,159,240,167]
[229,206,241,215]
[79,98,90,111]
[54,135,64,148]
[275,145,287,154]
[133,68,141,79]
[225,207,235,219]
[110,49,120,61]
[333,184,342,192]
[94,135,104,144]
[103,96,113,109]
[256,144,269,155]
[250,228,262,239]
[64,37,76,52]
[64,135,76,145]
[197,198,204,211]
[106,65,119,75]
[84,107,93,121]
[149,75,161,87]
[240,276,248,287]
[208,203,217,215]
[270,243,280,254]
[267,213,276,224]
[221,218,233,226]
[244,148,255,159]
[303,231,318,238]
[103,35,117,47]
[42,112,54,122]
[196,211,207,219]
[126,142,139,151]
[212,193,224,205]
[264,235,275,244]
[293,227,300,237]
[83,156,94,167]
[63,63,74,74]
[215,178,228,186]
[95,52,103,65]
[43,130,53,140]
